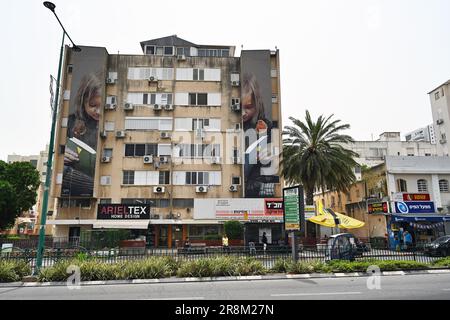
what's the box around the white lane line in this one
[141,297,205,300]
[442,289,450,291]
[271,292,362,297]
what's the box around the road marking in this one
[442,289,450,291]
[141,296,205,300]
[271,291,361,297]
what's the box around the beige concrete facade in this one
[47,37,283,247]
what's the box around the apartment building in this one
[429,80,450,156]
[46,35,283,247]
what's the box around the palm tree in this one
[282,110,359,205]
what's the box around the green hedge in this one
[432,258,450,268]
[0,260,31,282]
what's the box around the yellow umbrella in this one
[308,201,365,229]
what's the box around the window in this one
[61,117,68,128]
[67,64,73,73]
[435,91,440,100]
[59,145,65,155]
[100,176,111,186]
[125,143,158,157]
[60,199,91,208]
[123,171,135,185]
[231,98,240,105]
[121,198,155,205]
[272,95,278,103]
[173,199,194,208]
[145,46,155,55]
[232,176,241,185]
[396,179,408,192]
[103,148,113,158]
[159,171,170,184]
[439,179,449,192]
[186,172,209,185]
[99,199,112,204]
[188,93,208,106]
[193,69,205,81]
[176,47,186,56]
[271,69,277,77]
[164,46,174,55]
[417,179,428,192]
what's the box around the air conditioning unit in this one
[160,132,171,139]
[437,119,444,125]
[153,104,162,111]
[116,130,125,138]
[164,104,174,111]
[101,156,111,163]
[124,103,134,111]
[149,76,157,82]
[231,104,241,112]
[231,80,240,86]
[196,186,208,193]
[105,104,117,110]
[440,139,447,144]
[229,185,238,192]
[100,131,107,138]
[153,186,165,194]
[177,54,186,60]
[232,157,241,164]
[211,157,221,164]
[106,78,117,84]
[159,156,169,163]
[143,155,153,164]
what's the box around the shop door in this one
[172,226,183,248]
[259,228,272,244]
[69,227,80,246]
[158,226,169,247]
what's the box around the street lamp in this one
[35,2,81,274]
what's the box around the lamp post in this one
[35,2,81,274]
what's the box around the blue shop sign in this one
[394,201,435,214]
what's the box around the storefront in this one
[387,214,450,249]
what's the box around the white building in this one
[342,132,439,170]
[429,80,450,156]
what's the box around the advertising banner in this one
[61,46,108,197]
[393,193,430,202]
[368,202,389,214]
[304,205,316,219]
[97,204,151,220]
[283,186,304,231]
[213,198,283,222]
[241,51,280,198]
[394,201,435,214]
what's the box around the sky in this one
[1,0,450,161]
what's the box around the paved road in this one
[1,273,450,300]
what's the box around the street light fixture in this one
[35,2,81,274]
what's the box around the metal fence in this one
[1,243,447,273]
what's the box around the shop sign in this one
[97,204,151,220]
[393,193,430,202]
[394,201,435,214]
[368,202,389,214]
[304,205,316,219]
[283,186,304,231]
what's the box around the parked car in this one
[424,236,450,257]
[325,233,369,261]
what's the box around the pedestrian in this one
[222,234,229,253]
[403,231,413,250]
[262,232,268,252]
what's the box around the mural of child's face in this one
[85,91,101,121]
[242,93,256,122]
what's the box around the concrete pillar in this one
[431,174,442,209]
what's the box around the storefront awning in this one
[93,220,150,229]
[46,219,94,225]
[148,219,222,225]
[391,214,450,222]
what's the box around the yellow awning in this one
[308,201,365,229]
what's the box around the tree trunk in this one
[305,188,314,206]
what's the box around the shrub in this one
[38,260,73,282]
[177,259,213,278]
[432,258,450,268]
[271,259,293,273]
[0,261,21,282]
[121,257,177,280]
[79,260,123,281]
[236,258,266,276]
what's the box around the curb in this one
[1,269,449,288]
